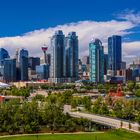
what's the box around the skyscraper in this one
[0,48,10,65]
[65,32,79,81]
[108,35,122,76]
[3,58,16,82]
[19,49,29,81]
[46,54,51,65]
[49,30,65,83]
[36,64,49,80]
[104,54,108,75]
[28,57,40,70]
[89,39,104,83]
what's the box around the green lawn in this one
[0,130,140,140]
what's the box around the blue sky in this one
[0,0,139,36]
[0,0,140,63]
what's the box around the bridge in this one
[64,105,140,133]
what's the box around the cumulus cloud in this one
[1,9,140,65]
[123,41,140,58]
[117,9,140,24]
[0,20,135,59]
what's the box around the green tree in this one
[135,89,140,97]
[127,81,136,92]
[113,99,124,118]
[82,96,92,111]
[92,96,103,114]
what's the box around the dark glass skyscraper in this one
[0,48,10,65]
[19,49,29,81]
[28,57,40,70]
[65,32,78,81]
[108,35,122,76]
[89,39,104,83]
[104,54,108,75]
[3,58,16,82]
[49,30,65,83]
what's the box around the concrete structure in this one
[41,45,48,64]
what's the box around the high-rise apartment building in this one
[89,39,104,83]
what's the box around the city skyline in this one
[0,0,139,64]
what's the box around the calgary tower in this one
[41,44,48,64]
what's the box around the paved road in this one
[69,112,140,132]
[64,105,140,133]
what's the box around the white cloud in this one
[117,9,140,24]
[123,41,140,58]
[0,20,135,60]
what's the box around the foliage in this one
[127,81,136,92]
[1,87,30,98]
[135,89,140,97]
[33,94,46,101]
[0,93,94,134]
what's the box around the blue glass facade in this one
[89,39,104,83]
[19,49,29,81]
[65,32,78,79]
[0,48,10,65]
[36,64,49,79]
[3,58,16,82]
[108,35,122,75]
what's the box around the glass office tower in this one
[89,39,104,83]
[108,35,122,76]
[19,49,29,81]
[3,58,16,82]
[49,30,65,83]
[65,32,79,81]
[0,48,10,65]
[28,57,40,70]
[104,54,108,75]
